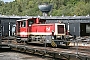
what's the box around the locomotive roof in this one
[17,19,28,21]
[17,17,46,21]
[17,16,40,21]
[17,18,37,21]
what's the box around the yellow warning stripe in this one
[51,40,57,47]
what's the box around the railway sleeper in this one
[26,48,35,54]
[19,47,26,52]
[46,51,55,57]
[36,50,45,55]
[8,45,16,49]
[10,47,17,51]
[8,44,18,51]
[15,46,24,51]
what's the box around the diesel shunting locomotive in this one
[16,17,73,47]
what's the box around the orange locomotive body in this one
[16,17,71,47]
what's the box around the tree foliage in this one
[0,0,90,16]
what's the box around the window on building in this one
[0,20,1,24]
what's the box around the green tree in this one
[0,0,90,16]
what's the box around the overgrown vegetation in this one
[0,0,90,16]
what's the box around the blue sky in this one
[2,0,14,2]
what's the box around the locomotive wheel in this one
[65,42,70,46]
[25,38,32,44]
[16,39,21,43]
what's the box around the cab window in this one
[28,20,34,26]
[22,20,26,27]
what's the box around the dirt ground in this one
[0,52,52,60]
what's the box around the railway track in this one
[1,37,90,60]
[1,36,90,51]
[7,43,90,60]
[8,40,90,56]
[1,36,90,55]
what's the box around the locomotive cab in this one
[16,18,46,42]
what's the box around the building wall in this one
[69,23,80,36]
[0,16,90,37]
[0,18,20,36]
